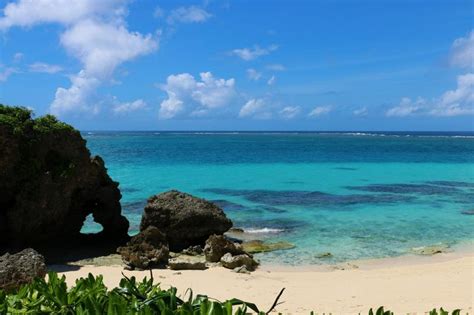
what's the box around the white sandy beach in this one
[53,250,474,314]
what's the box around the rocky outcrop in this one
[204,234,245,262]
[410,244,450,256]
[168,255,207,270]
[0,106,129,250]
[220,253,259,271]
[181,245,203,256]
[117,226,169,270]
[140,190,232,250]
[242,240,295,254]
[0,248,47,291]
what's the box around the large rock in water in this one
[0,106,129,250]
[0,248,47,291]
[140,190,232,250]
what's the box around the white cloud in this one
[50,70,100,114]
[159,72,236,119]
[0,0,158,116]
[60,20,157,79]
[246,68,262,81]
[29,62,63,73]
[267,75,276,85]
[230,45,278,61]
[0,67,16,82]
[238,98,272,119]
[386,32,473,118]
[167,5,211,24]
[450,30,473,69]
[13,52,23,62]
[113,99,147,114]
[308,105,332,117]
[0,0,126,30]
[386,97,425,117]
[51,19,157,115]
[387,74,473,117]
[353,106,368,116]
[279,106,301,119]
[266,64,285,71]
[430,73,474,116]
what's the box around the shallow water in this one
[81,132,474,265]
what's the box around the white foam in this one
[244,227,284,234]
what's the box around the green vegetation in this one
[0,104,75,136]
[0,272,463,315]
[0,272,261,314]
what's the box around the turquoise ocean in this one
[82,132,474,265]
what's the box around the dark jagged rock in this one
[117,226,169,270]
[140,190,232,250]
[220,253,259,271]
[0,248,47,291]
[181,245,203,256]
[204,234,245,262]
[0,105,129,251]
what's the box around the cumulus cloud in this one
[0,0,126,30]
[29,62,62,74]
[0,0,158,116]
[279,106,301,119]
[238,98,272,119]
[429,73,474,116]
[60,20,156,79]
[159,72,236,119]
[246,68,262,81]
[267,75,276,85]
[450,30,473,69]
[308,105,332,117]
[230,45,278,61]
[386,32,473,118]
[167,5,211,24]
[353,106,368,116]
[386,73,473,117]
[113,99,147,114]
[50,71,101,114]
[386,97,425,117]
[51,19,157,116]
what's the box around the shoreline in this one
[51,246,474,314]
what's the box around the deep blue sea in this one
[82,131,474,265]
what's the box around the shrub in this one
[0,272,464,314]
[0,272,262,314]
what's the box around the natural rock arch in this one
[0,105,129,252]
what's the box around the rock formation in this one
[117,226,169,270]
[220,252,259,271]
[241,240,295,254]
[140,190,232,250]
[168,255,207,270]
[0,248,47,291]
[204,234,245,262]
[0,105,129,251]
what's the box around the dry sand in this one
[52,250,474,314]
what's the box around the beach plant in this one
[0,272,264,314]
[0,272,465,314]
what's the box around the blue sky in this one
[0,0,473,131]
